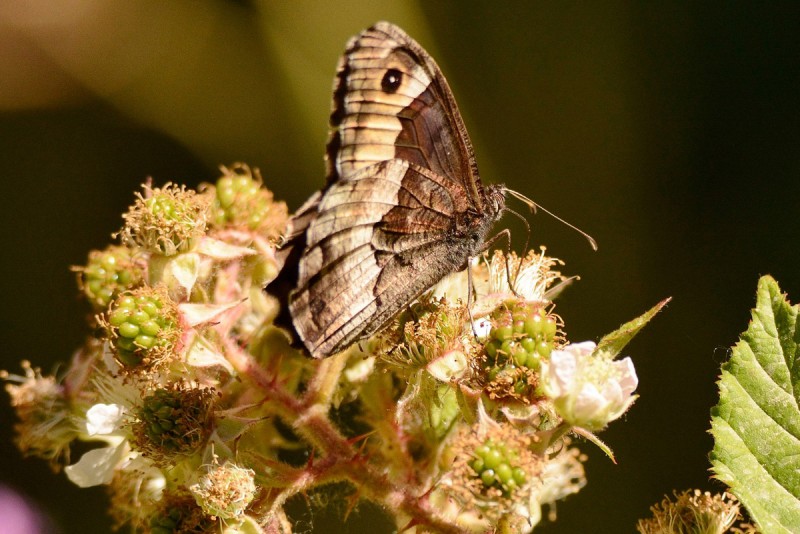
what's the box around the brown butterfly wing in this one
[289,22,503,358]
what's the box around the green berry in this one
[118,295,136,309]
[496,463,513,484]
[485,339,500,359]
[521,337,536,353]
[524,313,543,338]
[484,448,503,470]
[471,458,485,473]
[543,317,558,339]
[512,345,528,366]
[525,352,541,370]
[118,322,140,339]
[536,340,553,358]
[492,324,513,342]
[108,308,131,326]
[140,320,161,336]
[135,335,155,349]
[512,467,527,485]
[481,469,496,487]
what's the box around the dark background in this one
[1,2,798,532]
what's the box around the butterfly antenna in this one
[504,188,598,251]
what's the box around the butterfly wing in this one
[289,22,504,358]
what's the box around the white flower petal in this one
[185,334,234,373]
[180,300,243,327]
[427,350,468,382]
[169,252,200,294]
[197,237,256,259]
[471,318,492,340]
[86,403,124,436]
[65,441,128,488]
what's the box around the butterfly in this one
[276,21,507,359]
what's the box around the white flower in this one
[542,341,638,430]
[86,403,124,436]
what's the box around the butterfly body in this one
[282,22,506,358]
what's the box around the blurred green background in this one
[1,1,798,532]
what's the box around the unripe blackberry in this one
[208,164,288,240]
[104,289,179,368]
[469,439,527,494]
[133,384,215,462]
[119,183,209,256]
[484,303,559,372]
[76,246,143,309]
[482,302,561,400]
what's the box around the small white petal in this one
[569,341,596,355]
[427,350,468,382]
[471,318,492,340]
[169,252,200,294]
[86,403,124,436]
[197,237,256,259]
[616,357,639,393]
[180,300,242,327]
[185,335,235,373]
[65,441,128,488]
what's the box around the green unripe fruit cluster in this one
[213,173,271,231]
[80,247,142,309]
[485,304,558,372]
[470,439,527,493]
[138,387,212,455]
[146,195,180,221]
[108,293,173,366]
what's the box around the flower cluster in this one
[3,165,660,533]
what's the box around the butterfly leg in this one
[480,228,522,298]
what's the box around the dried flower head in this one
[487,248,565,301]
[381,297,473,380]
[636,490,750,534]
[119,182,209,256]
[189,460,257,521]
[107,456,166,530]
[2,362,78,470]
[532,438,587,523]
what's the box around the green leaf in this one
[594,297,671,358]
[710,275,800,533]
